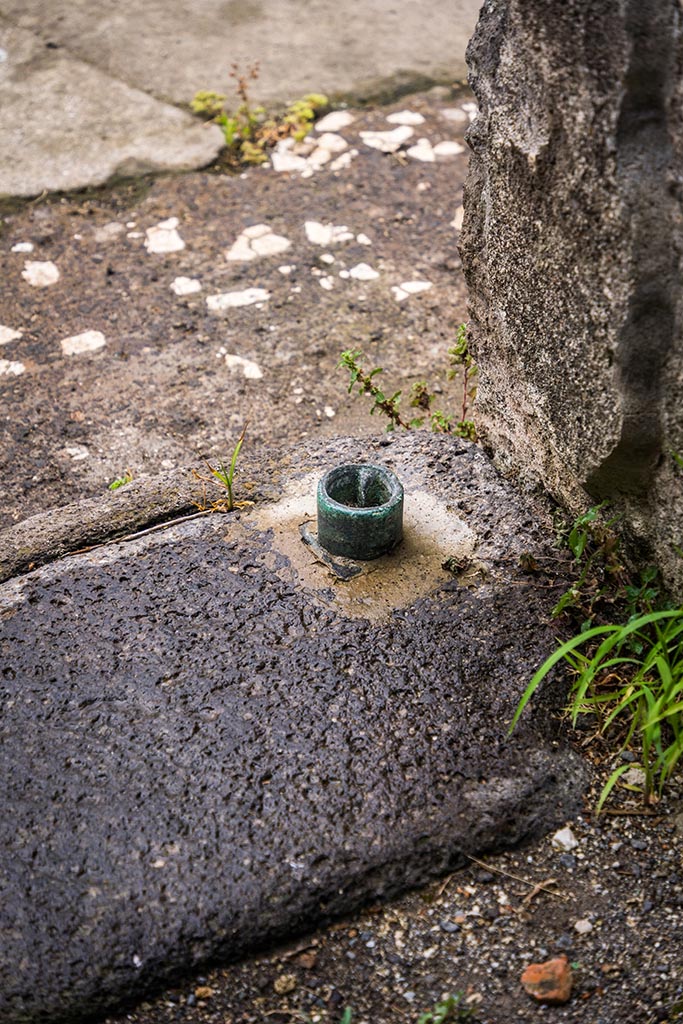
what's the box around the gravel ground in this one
[103,757,683,1024]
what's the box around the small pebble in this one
[439,919,460,934]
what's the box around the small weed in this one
[549,503,625,625]
[511,504,683,812]
[511,608,683,811]
[417,992,474,1024]
[193,424,250,512]
[339,324,477,438]
[191,63,328,166]
[339,348,411,431]
[108,469,133,491]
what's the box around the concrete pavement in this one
[0,0,481,196]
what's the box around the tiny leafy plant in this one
[339,348,412,430]
[339,324,477,438]
[108,469,133,491]
[191,62,328,165]
[417,992,474,1023]
[193,424,250,512]
[549,502,625,624]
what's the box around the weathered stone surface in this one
[0,433,584,1023]
[461,0,683,596]
[0,21,224,197]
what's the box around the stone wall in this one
[460,0,683,596]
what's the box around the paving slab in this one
[0,0,480,197]
[0,431,584,1024]
[0,19,224,197]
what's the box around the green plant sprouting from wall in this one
[191,62,328,165]
[339,323,477,439]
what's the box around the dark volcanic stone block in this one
[0,434,583,1023]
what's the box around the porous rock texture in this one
[461,0,683,596]
[0,433,583,1023]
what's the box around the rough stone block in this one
[461,0,683,596]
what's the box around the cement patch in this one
[0,433,583,1023]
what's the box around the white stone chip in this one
[278,265,294,275]
[359,126,414,152]
[324,406,336,418]
[11,242,33,253]
[407,138,435,162]
[243,224,272,239]
[320,253,335,264]
[170,277,202,296]
[356,233,372,245]
[206,288,270,311]
[0,358,25,376]
[551,827,579,852]
[386,110,426,126]
[622,766,647,787]
[127,231,143,239]
[329,149,359,171]
[65,445,89,461]
[0,325,22,345]
[574,919,593,934]
[441,107,469,124]
[433,140,466,157]
[392,280,433,302]
[314,132,348,154]
[348,262,379,281]
[22,260,59,287]
[94,221,125,243]
[319,276,334,291]
[307,147,332,169]
[461,101,479,122]
[60,330,107,356]
[144,217,185,254]
[451,206,465,231]
[305,221,354,246]
[315,110,355,132]
[250,232,292,257]
[271,146,309,173]
[225,235,255,261]
[402,280,433,294]
[224,353,263,379]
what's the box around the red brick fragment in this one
[521,956,573,1005]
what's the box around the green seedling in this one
[418,992,474,1023]
[193,424,249,512]
[339,348,410,430]
[108,469,133,491]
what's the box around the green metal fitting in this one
[316,463,404,561]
